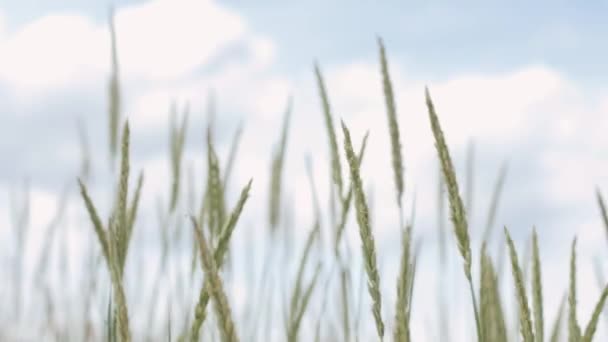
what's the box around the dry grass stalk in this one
[108,8,121,165]
[531,228,544,342]
[314,62,344,197]
[482,162,508,244]
[569,238,582,342]
[479,245,508,342]
[269,97,293,231]
[115,123,130,274]
[288,263,322,342]
[425,87,480,340]
[289,221,320,324]
[335,131,369,256]
[191,217,239,342]
[78,122,139,342]
[340,268,351,342]
[465,141,475,220]
[425,88,472,278]
[169,102,189,212]
[190,180,252,341]
[223,121,244,187]
[504,227,535,342]
[341,120,384,339]
[206,138,226,239]
[595,188,608,245]
[378,37,405,211]
[394,227,412,342]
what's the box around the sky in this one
[1,0,608,340]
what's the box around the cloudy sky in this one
[1,0,608,340]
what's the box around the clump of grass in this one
[341,121,384,339]
[78,122,142,342]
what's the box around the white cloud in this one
[0,14,106,88]
[3,2,608,338]
[0,0,266,89]
[114,0,246,79]
[427,66,566,143]
[127,62,291,130]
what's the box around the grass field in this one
[2,14,608,342]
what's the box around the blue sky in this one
[1,1,608,340]
[4,1,608,83]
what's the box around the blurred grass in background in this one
[2,10,608,342]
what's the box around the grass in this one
[3,18,608,342]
